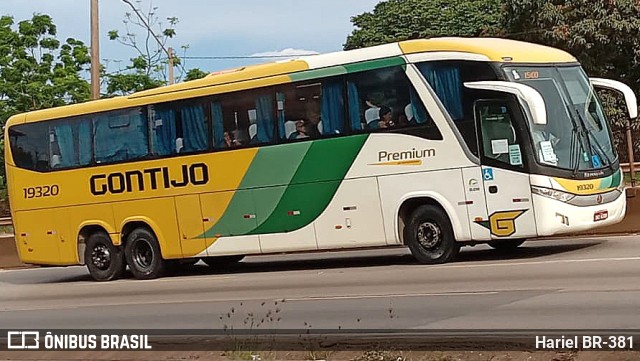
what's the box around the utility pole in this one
[168,47,175,85]
[90,0,100,100]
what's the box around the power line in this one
[182,54,319,60]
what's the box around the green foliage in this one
[344,0,501,50]
[502,0,640,86]
[0,14,90,123]
[0,14,90,185]
[502,0,640,161]
[184,68,208,81]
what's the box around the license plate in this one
[594,210,608,222]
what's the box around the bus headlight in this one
[531,186,575,203]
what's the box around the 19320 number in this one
[23,185,60,199]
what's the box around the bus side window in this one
[9,122,50,171]
[213,88,277,148]
[176,102,209,153]
[276,81,323,141]
[347,65,440,139]
[94,107,149,164]
[150,105,178,156]
[319,80,345,136]
[49,118,92,168]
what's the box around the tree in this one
[184,68,208,81]
[106,0,193,95]
[344,0,501,50]
[0,14,90,192]
[502,0,640,162]
[0,14,90,123]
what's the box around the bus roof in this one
[6,37,577,126]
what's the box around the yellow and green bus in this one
[5,38,637,280]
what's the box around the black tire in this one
[201,255,244,268]
[85,231,126,282]
[404,205,459,264]
[124,227,165,280]
[488,239,526,251]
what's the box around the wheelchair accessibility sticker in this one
[482,168,494,181]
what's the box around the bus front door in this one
[475,99,537,240]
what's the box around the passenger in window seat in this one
[289,119,320,139]
[378,106,395,128]
[224,131,240,147]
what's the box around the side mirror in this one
[464,81,547,125]
[590,78,638,120]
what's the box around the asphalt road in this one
[1,235,640,330]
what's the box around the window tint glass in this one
[348,66,441,139]
[11,117,94,171]
[150,104,177,156]
[276,82,324,141]
[94,108,148,163]
[9,122,50,171]
[477,101,524,168]
[51,118,93,168]
[213,89,276,149]
[176,103,208,153]
[416,61,499,155]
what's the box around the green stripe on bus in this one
[248,134,368,234]
[239,142,312,188]
[200,143,311,238]
[289,66,347,82]
[288,57,406,83]
[610,169,622,188]
[343,57,406,73]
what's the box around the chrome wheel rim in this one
[416,221,445,258]
[91,244,111,270]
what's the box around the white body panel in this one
[461,167,491,240]
[201,235,261,257]
[259,224,318,253]
[482,167,537,239]
[344,134,469,178]
[533,191,625,236]
[299,43,403,69]
[315,178,386,249]
[378,169,471,243]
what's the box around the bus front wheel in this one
[124,228,165,280]
[405,205,459,264]
[85,231,126,282]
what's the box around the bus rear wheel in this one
[405,205,459,264]
[124,228,165,280]
[85,231,126,282]
[202,255,244,268]
[488,239,526,251]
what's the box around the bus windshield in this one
[504,65,616,172]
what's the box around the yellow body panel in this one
[8,148,258,265]
[175,195,206,257]
[399,38,577,63]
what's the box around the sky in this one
[1,0,380,76]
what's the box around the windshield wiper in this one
[565,104,584,176]
[574,108,613,171]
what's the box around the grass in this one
[0,225,13,235]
